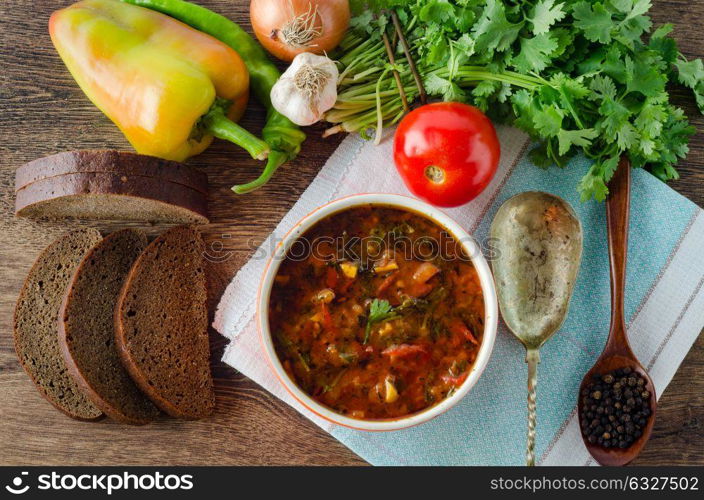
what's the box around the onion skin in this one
[250,0,350,62]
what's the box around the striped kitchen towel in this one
[213,126,704,465]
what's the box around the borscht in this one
[269,205,485,420]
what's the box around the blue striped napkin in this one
[214,126,704,465]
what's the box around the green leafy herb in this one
[364,299,399,344]
[338,351,358,364]
[297,351,311,372]
[528,0,566,35]
[330,0,704,201]
[513,33,559,73]
[323,369,348,393]
[277,332,311,372]
[572,2,613,44]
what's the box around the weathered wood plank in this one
[0,0,701,466]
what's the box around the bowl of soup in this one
[258,193,498,431]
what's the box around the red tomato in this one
[448,318,479,345]
[318,302,335,332]
[393,102,500,207]
[381,344,429,359]
[441,372,468,387]
[325,266,339,289]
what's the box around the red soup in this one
[269,206,485,420]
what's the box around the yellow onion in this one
[250,0,350,62]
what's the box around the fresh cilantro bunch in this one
[328,0,704,201]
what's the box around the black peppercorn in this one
[579,368,652,450]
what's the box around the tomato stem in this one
[424,165,445,184]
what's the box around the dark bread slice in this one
[115,226,215,419]
[15,172,209,224]
[58,229,161,425]
[15,151,208,194]
[14,228,104,420]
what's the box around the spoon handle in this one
[605,157,632,353]
[526,348,540,466]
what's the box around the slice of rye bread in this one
[15,151,208,194]
[14,228,105,420]
[15,172,208,224]
[115,226,215,419]
[58,229,161,425]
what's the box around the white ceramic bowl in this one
[258,193,498,431]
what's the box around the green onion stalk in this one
[324,18,547,143]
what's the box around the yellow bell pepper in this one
[49,0,268,162]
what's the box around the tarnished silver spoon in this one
[490,192,583,465]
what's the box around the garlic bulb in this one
[271,52,339,126]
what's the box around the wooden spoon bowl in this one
[578,354,657,466]
[577,158,657,466]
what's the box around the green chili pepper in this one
[121,0,306,194]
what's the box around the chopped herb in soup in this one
[269,206,485,420]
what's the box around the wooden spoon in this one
[577,157,657,466]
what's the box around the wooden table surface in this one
[1,0,702,466]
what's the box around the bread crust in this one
[15,150,208,194]
[13,229,105,421]
[114,226,215,419]
[15,172,209,224]
[58,229,160,425]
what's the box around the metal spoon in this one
[490,192,583,465]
